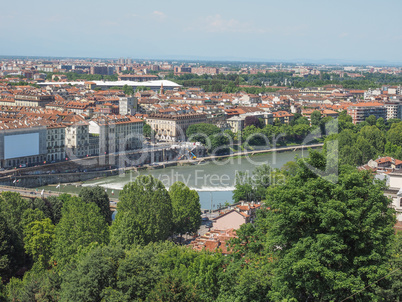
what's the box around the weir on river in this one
[37,149,313,210]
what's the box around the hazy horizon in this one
[1,0,401,64]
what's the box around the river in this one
[39,149,311,210]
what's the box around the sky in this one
[1,0,401,64]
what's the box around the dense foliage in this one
[110,175,173,247]
[324,111,402,166]
[0,153,400,301]
[186,123,230,155]
[166,71,402,92]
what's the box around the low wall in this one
[0,170,121,188]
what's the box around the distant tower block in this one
[119,96,137,115]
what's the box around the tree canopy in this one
[53,196,109,268]
[111,175,173,247]
[263,151,396,300]
[186,123,221,145]
[169,182,201,238]
[79,186,112,225]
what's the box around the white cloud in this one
[152,11,166,20]
[339,32,349,38]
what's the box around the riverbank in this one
[36,147,318,209]
[2,143,322,189]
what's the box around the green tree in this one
[233,171,254,202]
[6,269,61,302]
[233,164,274,202]
[60,245,125,302]
[53,196,109,268]
[135,86,150,92]
[0,279,6,302]
[281,161,299,178]
[217,255,272,302]
[0,192,29,238]
[242,125,267,146]
[0,215,21,281]
[223,129,236,143]
[265,151,396,301]
[310,110,322,127]
[293,116,310,126]
[355,136,377,165]
[122,84,134,95]
[148,274,201,302]
[360,125,385,154]
[376,117,386,130]
[186,123,221,145]
[79,186,112,225]
[143,122,155,139]
[365,114,377,125]
[159,246,224,301]
[23,218,55,270]
[293,124,310,141]
[208,133,230,155]
[110,175,173,247]
[169,182,201,240]
[21,208,46,230]
[253,164,274,200]
[114,243,167,301]
[45,196,64,225]
[387,122,402,146]
[29,198,52,220]
[377,232,402,301]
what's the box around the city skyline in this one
[1,0,401,64]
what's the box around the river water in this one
[40,149,310,210]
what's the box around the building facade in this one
[46,124,66,162]
[119,97,137,115]
[14,94,54,107]
[347,103,387,124]
[88,115,143,155]
[146,113,207,142]
[65,121,90,158]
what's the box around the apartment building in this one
[14,94,54,107]
[191,66,219,75]
[385,101,402,120]
[227,116,244,133]
[64,120,90,158]
[227,112,274,133]
[88,115,143,155]
[146,113,207,142]
[119,96,137,115]
[45,124,66,162]
[347,102,387,124]
[90,66,114,75]
[272,111,295,124]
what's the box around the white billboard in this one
[4,133,40,160]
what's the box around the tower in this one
[160,82,164,95]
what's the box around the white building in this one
[89,115,143,155]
